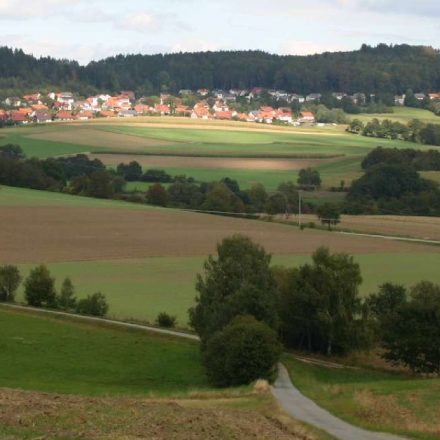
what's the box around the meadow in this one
[284,355,440,440]
[1,117,435,190]
[354,106,440,125]
[0,307,207,396]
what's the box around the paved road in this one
[272,364,410,440]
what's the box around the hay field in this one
[298,214,440,241]
[90,153,339,171]
[28,127,176,150]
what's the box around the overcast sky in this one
[1,0,439,64]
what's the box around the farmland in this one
[1,117,436,190]
[284,355,440,440]
[0,307,331,440]
[2,185,440,325]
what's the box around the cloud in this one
[120,11,191,33]
[334,0,440,17]
[0,0,87,19]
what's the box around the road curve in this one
[272,364,410,440]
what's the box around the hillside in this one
[0,44,439,96]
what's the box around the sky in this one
[0,0,439,64]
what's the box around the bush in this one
[76,292,108,317]
[204,316,282,387]
[156,312,177,328]
[24,265,57,308]
[0,265,21,302]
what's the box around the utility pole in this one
[298,190,302,229]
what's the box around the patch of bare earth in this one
[0,206,434,264]
[27,128,175,150]
[0,388,314,440]
[90,153,338,171]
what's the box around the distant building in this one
[298,111,316,124]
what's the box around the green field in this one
[14,253,440,325]
[355,106,440,125]
[284,355,440,440]
[1,120,435,190]
[0,307,207,396]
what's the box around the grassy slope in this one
[13,253,440,325]
[283,355,440,440]
[0,307,207,396]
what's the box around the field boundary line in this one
[0,303,199,341]
[337,230,440,246]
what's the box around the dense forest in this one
[1,44,439,97]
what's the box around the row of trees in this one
[347,118,440,146]
[1,44,440,97]
[188,235,440,387]
[361,146,440,171]
[0,264,108,316]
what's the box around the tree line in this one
[1,44,440,98]
[0,264,108,316]
[0,145,321,215]
[188,235,440,387]
[347,118,440,146]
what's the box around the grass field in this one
[284,355,440,440]
[11,253,440,325]
[0,307,207,396]
[355,107,440,125]
[1,117,435,190]
[2,185,439,325]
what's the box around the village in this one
[1,87,440,127]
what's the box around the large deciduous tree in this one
[277,247,369,355]
[189,235,278,345]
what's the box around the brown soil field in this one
[27,128,176,150]
[90,153,337,171]
[297,214,440,241]
[83,115,341,136]
[0,206,435,264]
[0,388,314,440]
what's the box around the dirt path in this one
[272,364,410,440]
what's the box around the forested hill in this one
[1,44,439,96]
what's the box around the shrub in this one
[24,265,57,308]
[76,292,108,317]
[0,265,21,302]
[156,312,177,328]
[204,316,282,387]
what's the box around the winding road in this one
[2,303,410,440]
[272,364,409,440]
